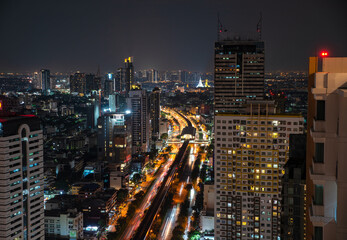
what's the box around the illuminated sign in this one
[0,100,2,110]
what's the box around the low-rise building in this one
[45,208,83,239]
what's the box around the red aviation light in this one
[321,51,328,57]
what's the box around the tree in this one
[160,133,168,140]
[131,173,142,184]
[116,189,128,203]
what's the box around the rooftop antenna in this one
[217,13,223,41]
[257,12,263,40]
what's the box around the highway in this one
[132,140,190,240]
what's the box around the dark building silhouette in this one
[150,87,160,139]
[70,72,86,94]
[281,134,306,240]
[40,69,51,94]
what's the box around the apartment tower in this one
[306,56,347,240]
[0,115,44,239]
[214,101,304,240]
[214,36,265,113]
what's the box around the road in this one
[132,140,190,240]
[118,148,178,240]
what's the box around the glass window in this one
[314,185,324,205]
[316,100,325,120]
[314,226,323,240]
[315,143,324,163]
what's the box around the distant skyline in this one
[0,0,346,73]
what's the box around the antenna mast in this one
[257,12,263,40]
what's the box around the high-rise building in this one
[150,87,161,140]
[40,69,50,93]
[116,57,134,94]
[214,37,265,113]
[97,113,130,162]
[86,73,98,94]
[306,56,347,240]
[127,87,150,154]
[281,134,306,240]
[147,69,158,83]
[97,113,132,189]
[0,115,44,240]
[214,101,304,240]
[70,72,86,94]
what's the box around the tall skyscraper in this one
[281,134,306,240]
[150,87,161,140]
[0,115,44,239]
[97,113,131,163]
[147,69,158,83]
[85,73,98,94]
[214,37,265,113]
[40,69,50,93]
[306,56,347,240]
[214,101,304,240]
[116,57,134,95]
[127,87,150,154]
[70,72,86,94]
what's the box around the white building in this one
[214,101,304,240]
[45,208,83,239]
[0,115,45,239]
[307,57,347,240]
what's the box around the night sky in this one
[1,0,346,73]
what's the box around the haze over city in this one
[1,0,346,73]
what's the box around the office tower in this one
[214,37,265,113]
[214,101,304,240]
[307,56,347,240]
[70,72,86,94]
[97,113,131,162]
[0,115,44,240]
[86,73,98,94]
[150,87,161,140]
[281,134,306,240]
[97,113,131,189]
[116,57,134,95]
[95,66,102,91]
[40,69,51,93]
[127,87,150,154]
[147,69,158,83]
[33,71,40,89]
[104,79,114,97]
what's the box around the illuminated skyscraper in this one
[214,37,265,113]
[214,101,304,240]
[116,57,134,95]
[307,56,347,240]
[40,69,50,94]
[127,87,150,154]
[150,87,161,139]
[0,115,44,239]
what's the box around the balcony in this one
[313,118,325,132]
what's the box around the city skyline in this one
[1,0,346,73]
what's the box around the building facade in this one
[0,115,44,239]
[127,88,150,154]
[281,134,306,240]
[45,209,83,239]
[306,57,347,240]
[150,87,161,140]
[70,72,86,94]
[214,102,304,240]
[40,69,51,93]
[214,38,265,113]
